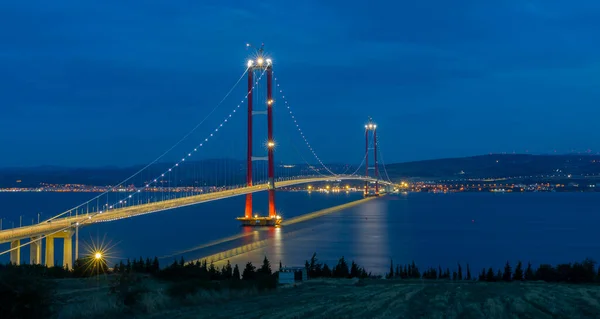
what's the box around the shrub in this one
[0,272,54,318]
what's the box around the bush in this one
[0,272,55,318]
[109,272,148,307]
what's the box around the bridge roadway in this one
[0,175,391,244]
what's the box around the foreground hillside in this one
[57,278,600,319]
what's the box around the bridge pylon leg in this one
[10,240,20,265]
[45,235,55,267]
[267,66,276,218]
[64,231,73,269]
[245,65,254,219]
[30,237,41,264]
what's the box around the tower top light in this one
[246,43,272,70]
[365,117,377,130]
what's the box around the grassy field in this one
[53,277,600,318]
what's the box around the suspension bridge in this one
[0,45,396,267]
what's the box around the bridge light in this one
[267,141,275,148]
[247,59,254,67]
[257,58,264,65]
[95,252,102,260]
[267,99,273,105]
[266,58,272,65]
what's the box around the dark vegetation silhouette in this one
[2,256,600,317]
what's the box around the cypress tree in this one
[458,263,463,280]
[387,259,394,279]
[445,268,450,279]
[224,261,233,279]
[466,264,471,280]
[395,264,401,278]
[179,256,185,267]
[322,264,332,277]
[208,262,219,280]
[259,256,272,275]
[502,261,512,282]
[513,261,523,281]
[333,257,349,278]
[152,257,160,273]
[242,262,256,280]
[452,271,457,281]
[486,267,495,282]
[438,265,443,280]
[524,262,534,281]
[145,258,152,273]
[232,264,241,280]
[479,268,486,281]
[496,269,502,281]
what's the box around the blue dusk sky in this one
[1,0,600,167]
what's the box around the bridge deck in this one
[0,176,391,244]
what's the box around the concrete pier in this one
[45,230,74,268]
[30,236,41,264]
[10,240,20,265]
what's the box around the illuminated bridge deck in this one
[0,176,392,244]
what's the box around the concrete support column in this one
[10,240,20,265]
[30,237,42,264]
[45,235,55,267]
[63,232,73,269]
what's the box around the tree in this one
[486,268,495,282]
[332,257,349,278]
[524,262,534,281]
[126,259,131,272]
[242,262,256,280]
[279,261,283,271]
[495,269,502,281]
[387,259,394,279]
[322,264,332,277]
[179,256,185,267]
[438,266,443,280]
[232,264,241,280]
[152,257,160,273]
[411,261,420,279]
[466,264,471,280]
[457,263,463,280]
[350,261,360,278]
[513,261,523,281]
[259,256,272,275]
[208,262,219,280]
[502,261,512,282]
[452,271,457,281]
[145,258,152,273]
[479,268,486,281]
[223,261,233,279]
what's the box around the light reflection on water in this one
[2,192,600,275]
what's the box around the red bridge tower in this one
[364,118,380,197]
[237,45,281,226]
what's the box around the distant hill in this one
[384,154,600,180]
[0,160,350,188]
[2,154,600,187]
